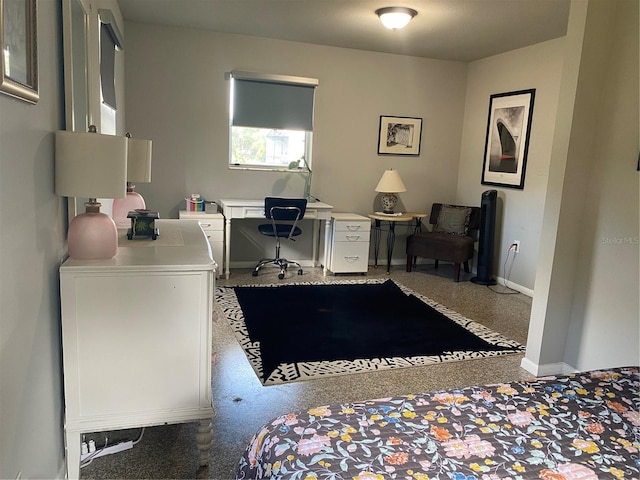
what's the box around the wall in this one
[0,1,67,478]
[563,0,639,370]
[457,38,566,293]
[124,24,468,265]
[523,0,639,374]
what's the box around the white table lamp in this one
[55,127,127,259]
[112,133,153,227]
[375,169,407,214]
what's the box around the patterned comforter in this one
[236,367,639,479]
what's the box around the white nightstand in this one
[179,211,225,270]
[326,213,371,274]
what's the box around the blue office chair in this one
[252,197,308,279]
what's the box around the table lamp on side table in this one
[55,126,127,260]
[112,133,153,228]
[375,169,406,214]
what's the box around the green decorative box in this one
[127,210,159,240]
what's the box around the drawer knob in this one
[345,235,361,241]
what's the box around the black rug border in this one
[215,279,525,385]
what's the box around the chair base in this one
[252,257,303,280]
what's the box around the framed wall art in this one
[481,89,535,189]
[378,115,422,155]
[0,0,39,104]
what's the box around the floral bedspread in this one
[235,367,639,480]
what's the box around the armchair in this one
[406,203,481,281]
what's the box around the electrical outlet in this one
[512,240,520,253]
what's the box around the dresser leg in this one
[196,419,213,466]
[65,430,81,480]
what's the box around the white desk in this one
[218,198,334,278]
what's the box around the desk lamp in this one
[55,126,127,259]
[112,133,153,228]
[375,169,406,214]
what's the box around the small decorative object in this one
[378,116,422,155]
[481,89,535,189]
[0,0,38,103]
[127,210,159,240]
[375,169,407,214]
[186,194,204,211]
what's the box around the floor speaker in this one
[471,189,497,285]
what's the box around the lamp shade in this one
[126,136,152,183]
[375,7,417,30]
[55,130,127,199]
[375,169,407,193]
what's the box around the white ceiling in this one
[118,0,571,62]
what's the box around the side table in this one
[368,212,427,273]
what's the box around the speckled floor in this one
[80,264,532,480]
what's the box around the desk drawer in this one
[333,231,368,243]
[334,220,370,233]
[330,242,369,273]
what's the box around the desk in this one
[368,212,427,273]
[218,199,334,278]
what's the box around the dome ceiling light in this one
[375,7,418,30]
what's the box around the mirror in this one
[62,0,90,218]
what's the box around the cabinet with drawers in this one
[179,211,225,270]
[327,213,371,274]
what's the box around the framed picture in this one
[378,115,422,155]
[481,89,535,189]
[0,0,39,104]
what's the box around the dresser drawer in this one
[333,231,368,243]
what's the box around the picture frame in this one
[0,0,39,104]
[378,115,422,155]
[481,89,535,189]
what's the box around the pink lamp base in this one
[68,211,118,260]
[112,191,146,228]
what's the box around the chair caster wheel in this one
[278,273,285,280]
[297,269,303,275]
[252,270,259,277]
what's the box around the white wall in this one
[0,1,67,478]
[523,0,639,374]
[124,24,468,264]
[457,38,566,293]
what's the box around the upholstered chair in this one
[406,203,481,281]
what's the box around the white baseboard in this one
[520,358,578,376]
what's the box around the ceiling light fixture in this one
[375,7,418,30]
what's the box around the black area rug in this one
[215,279,524,385]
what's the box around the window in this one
[229,71,318,170]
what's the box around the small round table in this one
[368,212,427,273]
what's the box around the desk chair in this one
[253,197,308,279]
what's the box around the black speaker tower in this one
[471,189,497,285]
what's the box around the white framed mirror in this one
[62,0,90,219]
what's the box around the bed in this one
[236,366,639,479]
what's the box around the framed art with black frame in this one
[378,115,422,155]
[481,89,535,189]
[0,0,38,104]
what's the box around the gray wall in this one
[0,1,67,478]
[125,24,469,270]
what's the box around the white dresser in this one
[326,213,371,274]
[179,210,225,270]
[59,220,215,479]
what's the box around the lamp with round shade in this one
[375,7,418,30]
[55,126,127,260]
[112,133,153,228]
[375,169,407,214]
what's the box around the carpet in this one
[215,279,525,385]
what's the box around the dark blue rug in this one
[216,279,524,385]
